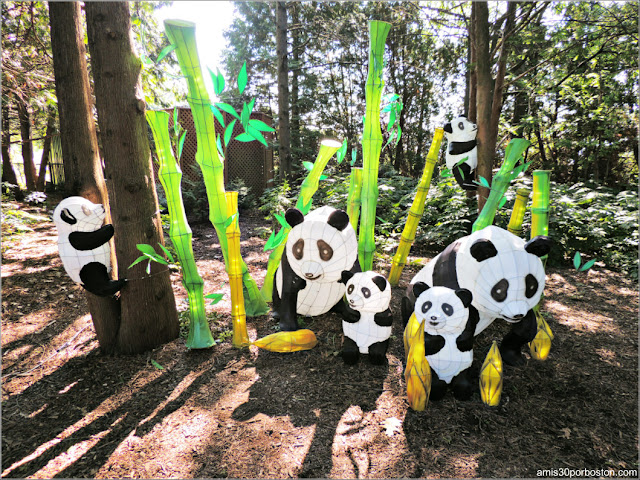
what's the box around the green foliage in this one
[226,178,257,211]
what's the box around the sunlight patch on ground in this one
[544,300,621,334]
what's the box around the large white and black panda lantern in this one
[444,115,478,191]
[273,206,359,331]
[403,226,551,366]
[411,283,478,400]
[53,196,126,297]
[340,271,393,365]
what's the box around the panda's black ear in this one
[327,209,350,231]
[455,288,473,308]
[443,122,453,134]
[371,275,388,292]
[340,270,354,284]
[470,238,498,262]
[60,208,77,225]
[285,208,304,228]
[412,281,430,298]
[525,236,552,258]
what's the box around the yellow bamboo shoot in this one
[253,329,318,353]
[479,341,503,407]
[404,318,431,411]
[507,187,531,237]
[226,192,250,348]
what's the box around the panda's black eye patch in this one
[491,279,509,302]
[347,284,354,295]
[421,301,432,314]
[442,303,453,316]
[292,239,304,260]
[362,287,371,299]
[317,240,333,261]
[458,121,465,130]
[525,274,538,298]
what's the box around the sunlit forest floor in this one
[2,198,638,479]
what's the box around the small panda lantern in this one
[404,225,551,366]
[340,271,393,365]
[273,206,359,331]
[444,115,478,191]
[53,196,126,297]
[409,282,478,400]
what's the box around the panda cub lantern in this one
[273,206,359,332]
[410,283,478,401]
[444,115,478,191]
[340,271,393,365]
[53,196,126,297]
[404,225,551,367]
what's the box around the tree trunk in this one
[49,1,121,352]
[1,102,23,199]
[467,5,477,123]
[290,2,300,161]
[86,1,178,354]
[16,98,37,191]
[275,1,291,181]
[473,2,492,212]
[35,110,56,191]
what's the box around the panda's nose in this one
[430,316,438,321]
[512,314,524,319]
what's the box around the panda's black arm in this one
[69,224,115,251]
[456,306,480,352]
[336,300,360,323]
[424,333,445,355]
[373,308,393,327]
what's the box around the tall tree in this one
[49,1,122,352]
[275,1,291,180]
[85,1,179,354]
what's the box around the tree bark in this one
[16,98,37,191]
[86,1,178,354]
[49,1,121,352]
[467,4,477,123]
[275,1,291,181]
[35,110,56,191]
[290,2,300,161]
[1,102,23,199]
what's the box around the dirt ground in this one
[2,198,638,479]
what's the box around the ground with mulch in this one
[2,197,638,479]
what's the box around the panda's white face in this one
[444,116,477,143]
[345,271,391,313]
[53,196,106,233]
[285,207,358,284]
[415,286,469,336]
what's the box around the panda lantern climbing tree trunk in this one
[86,2,179,354]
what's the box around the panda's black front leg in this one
[400,296,414,328]
[429,368,448,401]
[274,255,307,331]
[368,339,389,365]
[342,335,360,365]
[450,367,474,401]
[452,163,477,191]
[79,262,126,296]
[424,333,445,356]
[500,309,537,366]
[373,308,393,327]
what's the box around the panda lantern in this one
[272,206,360,332]
[444,115,478,191]
[403,225,552,367]
[339,271,393,365]
[53,196,126,297]
[407,283,478,401]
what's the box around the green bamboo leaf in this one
[388,109,397,130]
[441,167,453,178]
[128,255,148,269]
[224,213,238,228]
[215,102,241,120]
[478,176,491,188]
[173,107,179,130]
[137,244,157,256]
[336,139,348,164]
[210,104,226,128]
[216,134,224,158]
[208,67,225,96]
[204,293,225,305]
[498,195,508,209]
[246,125,268,147]
[350,149,357,166]
[156,44,176,63]
[234,132,255,142]
[263,230,277,251]
[237,61,248,94]
[302,161,314,171]
[274,212,288,228]
[319,174,328,181]
[580,259,596,271]
[247,97,256,115]
[151,359,164,370]
[396,124,402,143]
[145,261,152,275]
[158,243,175,264]
[240,102,251,129]
[573,251,582,270]
[144,252,168,265]
[177,130,187,160]
[224,119,237,148]
[248,118,275,132]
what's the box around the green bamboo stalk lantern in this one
[388,128,444,286]
[146,110,215,349]
[472,138,531,233]
[260,139,342,302]
[506,187,531,237]
[164,19,268,316]
[358,20,392,271]
[226,191,250,348]
[346,167,363,231]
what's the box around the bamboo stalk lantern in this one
[226,191,250,348]
[506,187,531,237]
[404,317,431,411]
[260,139,342,302]
[358,20,392,271]
[146,110,215,349]
[346,167,363,231]
[164,20,268,316]
[388,128,444,286]
[479,341,503,407]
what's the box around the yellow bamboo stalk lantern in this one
[226,192,250,348]
[506,187,531,237]
[479,341,503,407]
[404,317,431,411]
